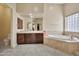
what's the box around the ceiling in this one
[16,3,44,18]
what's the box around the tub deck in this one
[44,35,79,55]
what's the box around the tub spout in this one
[70,35,73,40]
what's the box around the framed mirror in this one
[17,18,23,29]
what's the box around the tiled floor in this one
[0,44,70,56]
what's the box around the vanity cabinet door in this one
[35,33,43,43]
[25,33,36,44]
[17,33,43,44]
[17,34,25,44]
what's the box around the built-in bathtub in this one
[47,34,79,42]
[44,34,79,55]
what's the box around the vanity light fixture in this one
[29,13,33,18]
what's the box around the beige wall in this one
[43,4,64,35]
[0,4,12,48]
[0,5,11,39]
[0,5,5,39]
[64,3,79,16]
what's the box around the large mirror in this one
[32,18,43,31]
[27,18,43,31]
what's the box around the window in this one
[65,12,79,32]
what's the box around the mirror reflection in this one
[27,18,43,31]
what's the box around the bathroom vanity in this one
[17,31,44,44]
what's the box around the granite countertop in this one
[17,31,44,33]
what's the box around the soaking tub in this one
[44,34,79,55]
[47,34,79,42]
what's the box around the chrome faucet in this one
[70,35,73,40]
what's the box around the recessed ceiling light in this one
[34,7,38,12]
[29,13,33,17]
[29,13,32,16]
[49,6,53,11]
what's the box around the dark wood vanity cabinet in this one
[17,33,43,44]
[35,33,43,43]
[17,34,25,44]
[25,34,36,44]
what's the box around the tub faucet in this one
[70,35,73,40]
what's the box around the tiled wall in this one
[43,4,64,35]
[64,32,79,38]
[44,38,79,55]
